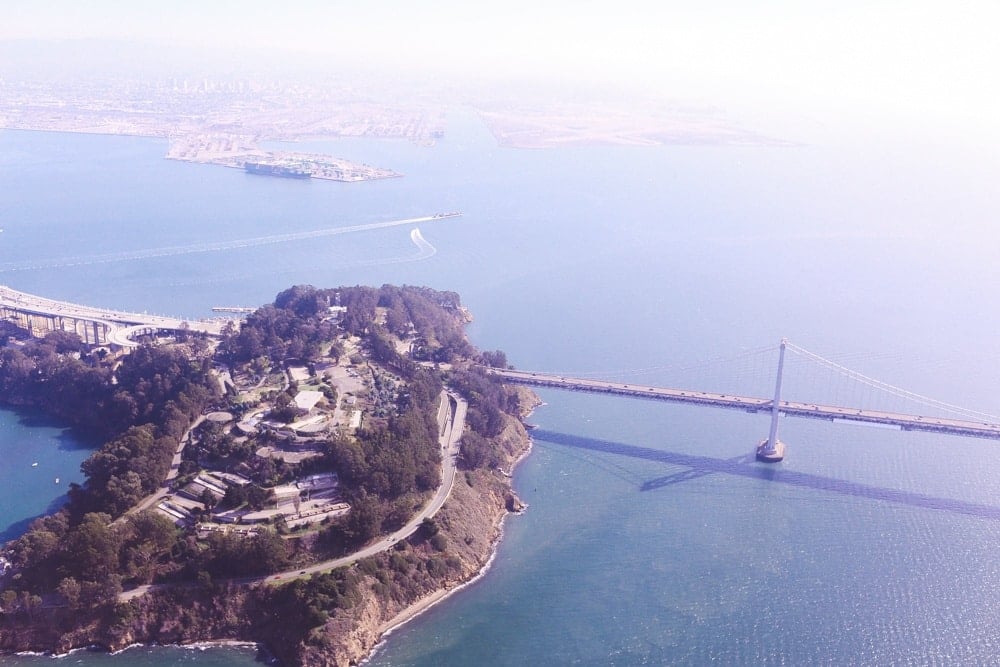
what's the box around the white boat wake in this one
[0,214,453,273]
[163,226,439,287]
[356,227,436,265]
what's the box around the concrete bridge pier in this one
[756,338,787,463]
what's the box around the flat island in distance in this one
[166,135,401,182]
[0,52,784,175]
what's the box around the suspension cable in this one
[785,341,1000,423]
[533,343,779,380]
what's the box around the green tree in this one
[61,512,121,584]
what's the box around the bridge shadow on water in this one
[532,429,1000,521]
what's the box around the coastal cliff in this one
[298,405,534,666]
[0,395,537,666]
[0,284,538,666]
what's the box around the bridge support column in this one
[757,339,787,463]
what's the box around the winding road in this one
[257,390,467,583]
[128,416,205,516]
[119,391,467,601]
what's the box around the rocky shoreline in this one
[299,391,539,666]
[0,389,540,667]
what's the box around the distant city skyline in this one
[3,1,999,129]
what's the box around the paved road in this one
[0,284,229,347]
[128,416,205,516]
[257,391,467,584]
[119,391,467,601]
[490,368,1000,440]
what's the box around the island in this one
[0,284,537,666]
[165,135,402,182]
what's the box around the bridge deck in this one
[1,284,230,347]
[489,368,1000,441]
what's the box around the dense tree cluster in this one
[220,285,338,364]
[338,286,379,336]
[221,284,472,371]
[112,346,216,436]
[0,282,519,651]
[0,341,218,611]
[374,285,472,362]
[4,510,181,609]
[0,333,112,433]
[74,426,177,516]
[328,369,442,496]
[0,338,214,442]
[322,368,444,547]
[449,367,522,469]
[450,366,521,438]
[187,419,254,464]
[256,568,363,641]
[183,527,289,578]
[67,347,218,517]
[0,342,217,519]
[479,349,508,369]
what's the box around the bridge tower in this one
[756,338,787,462]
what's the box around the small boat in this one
[54,478,60,484]
[31,462,38,467]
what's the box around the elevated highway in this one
[1,285,231,348]
[488,368,1000,441]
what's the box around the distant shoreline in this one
[1,110,792,153]
[0,126,401,183]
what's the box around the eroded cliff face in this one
[297,414,533,667]
[0,585,257,656]
[0,408,535,667]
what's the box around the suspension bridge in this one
[488,340,1000,462]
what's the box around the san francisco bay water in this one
[2,110,1000,665]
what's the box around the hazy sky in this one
[3,1,998,125]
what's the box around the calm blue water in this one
[0,408,93,544]
[2,111,1000,665]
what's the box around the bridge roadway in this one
[1,284,230,348]
[489,368,1000,441]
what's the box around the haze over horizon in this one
[3,1,998,134]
